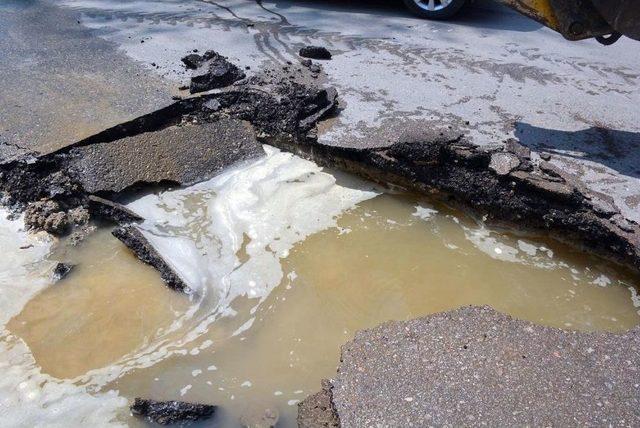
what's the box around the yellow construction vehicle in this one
[403,0,638,45]
[501,0,639,45]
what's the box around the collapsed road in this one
[1,0,640,427]
[3,54,637,274]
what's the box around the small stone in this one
[181,53,203,69]
[504,139,531,159]
[53,263,74,281]
[68,206,90,226]
[299,45,332,60]
[189,51,245,93]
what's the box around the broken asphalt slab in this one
[69,118,261,193]
[112,225,191,293]
[299,305,640,427]
[130,398,216,425]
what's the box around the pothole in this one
[2,146,638,426]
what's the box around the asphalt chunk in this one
[69,118,262,194]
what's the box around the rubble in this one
[299,45,332,60]
[187,50,246,93]
[130,398,216,425]
[1,53,638,277]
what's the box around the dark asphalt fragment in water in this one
[130,398,216,425]
[52,262,74,281]
[112,225,191,293]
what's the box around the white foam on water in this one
[127,145,379,307]
[412,204,438,221]
[0,210,127,427]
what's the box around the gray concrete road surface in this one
[4,0,637,227]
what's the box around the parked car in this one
[402,0,467,19]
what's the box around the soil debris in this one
[24,199,69,235]
[130,398,216,425]
[68,118,261,194]
[187,50,246,93]
[299,45,332,60]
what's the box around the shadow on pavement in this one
[271,0,542,32]
[515,122,640,179]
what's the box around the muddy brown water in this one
[3,147,640,427]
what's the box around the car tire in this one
[402,0,467,20]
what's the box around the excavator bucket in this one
[499,0,640,44]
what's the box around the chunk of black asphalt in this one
[130,398,216,425]
[299,45,332,60]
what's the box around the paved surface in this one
[41,0,640,228]
[0,0,174,158]
[326,306,640,427]
[69,118,261,193]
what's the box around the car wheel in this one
[402,0,467,20]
